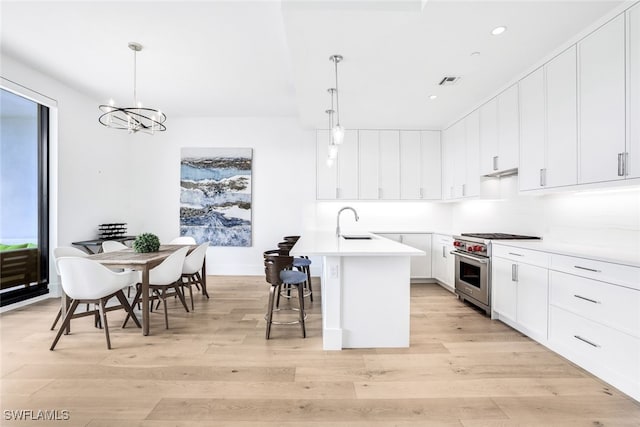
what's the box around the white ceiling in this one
[0,0,627,130]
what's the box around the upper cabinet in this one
[520,46,578,191]
[578,15,626,184]
[628,3,640,179]
[442,111,480,200]
[479,85,519,176]
[316,130,359,200]
[318,129,442,200]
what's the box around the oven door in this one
[452,251,490,306]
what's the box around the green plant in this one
[133,233,160,253]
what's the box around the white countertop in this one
[290,232,425,257]
[491,240,640,268]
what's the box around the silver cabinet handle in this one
[378,188,382,199]
[511,264,518,281]
[450,186,454,198]
[574,265,601,273]
[462,183,466,197]
[618,153,624,177]
[442,246,446,258]
[508,252,524,257]
[624,152,628,177]
[574,335,600,348]
[336,188,340,199]
[399,235,404,243]
[420,187,424,199]
[574,294,601,304]
[493,156,499,171]
[540,168,546,187]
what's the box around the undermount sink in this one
[341,234,373,240]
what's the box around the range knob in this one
[474,245,484,252]
[453,241,461,247]
[468,245,476,252]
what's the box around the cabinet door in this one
[359,130,379,199]
[497,85,520,172]
[441,127,456,200]
[628,4,640,179]
[402,234,432,279]
[337,130,359,199]
[492,257,517,322]
[379,131,400,199]
[316,130,337,199]
[400,131,422,200]
[421,131,442,199]
[546,46,578,188]
[519,67,546,191]
[464,110,480,197]
[479,97,499,175]
[450,120,466,199]
[431,234,454,287]
[578,15,626,184]
[516,263,548,340]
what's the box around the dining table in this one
[87,244,206,335]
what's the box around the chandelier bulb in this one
[326,157,335,168]
[332,125,345,145]
[328,143,338,159]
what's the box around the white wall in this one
[127,116,316,275]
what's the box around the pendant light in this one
[329,54,344,144]
[98,42,166,134]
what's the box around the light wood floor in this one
[1,277,639,426]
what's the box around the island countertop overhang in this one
[290,231,425,257]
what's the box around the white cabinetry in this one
[316,130,358,199]
[442,112,480,200]
[548,254,640,401]
[400,131,442,200]
[578,14,626,184]
[379,131,400,199]
[491,245,550,342]
[628,4,640,179]
[520,46,578,191]
[359,130,380,200]
[377,233,432,280]
[480,85,519,176]
[431,234,454,290]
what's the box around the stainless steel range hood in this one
[483,167,518,178]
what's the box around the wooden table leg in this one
[142,268,150,336]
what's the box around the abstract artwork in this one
[180,147,252,246]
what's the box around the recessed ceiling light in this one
[428,95,437,100]
[471,51,481,57]
[491,26,507,36]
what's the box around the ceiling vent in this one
[438,76,461,86]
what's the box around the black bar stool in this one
[278,239,313,302]
[263,251,306,339]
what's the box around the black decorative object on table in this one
[98,223,128,239]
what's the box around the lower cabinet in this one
[491,245,550,343]
[431,234,455,290]
[377,233,432,280]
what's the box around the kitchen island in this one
[290,232,424,350]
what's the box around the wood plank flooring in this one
[1,277,639,426]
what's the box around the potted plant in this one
[133,233,160,253]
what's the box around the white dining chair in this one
[181,242,209,310]
[50,257,140,350]
[126,246,189,329]
[169,236,196,245]
[50,247,90,331]
[102,240,128,252]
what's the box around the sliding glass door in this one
[0,88,49,306]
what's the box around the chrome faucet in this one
[336,206,359,237]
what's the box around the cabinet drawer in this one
[551,254,640,291]
[492,245,549,268]
[549,306,640,398]
[550,271,640,338]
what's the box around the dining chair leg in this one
[187,283,194,311]
[50,299,80,351]
[161,288,169,329]
[115,290,141,328]
[97,299,111,350]
[173,283,190,313]
[123,286,142,328]
[197,272,209,298]
[297,283,306,338]
[50,307,62,331]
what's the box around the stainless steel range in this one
[452,233,540,315]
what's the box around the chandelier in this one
[98,42,166,134]
[326,88,338,167]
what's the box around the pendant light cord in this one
[133,48,137,107]
[333,59,340,126]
